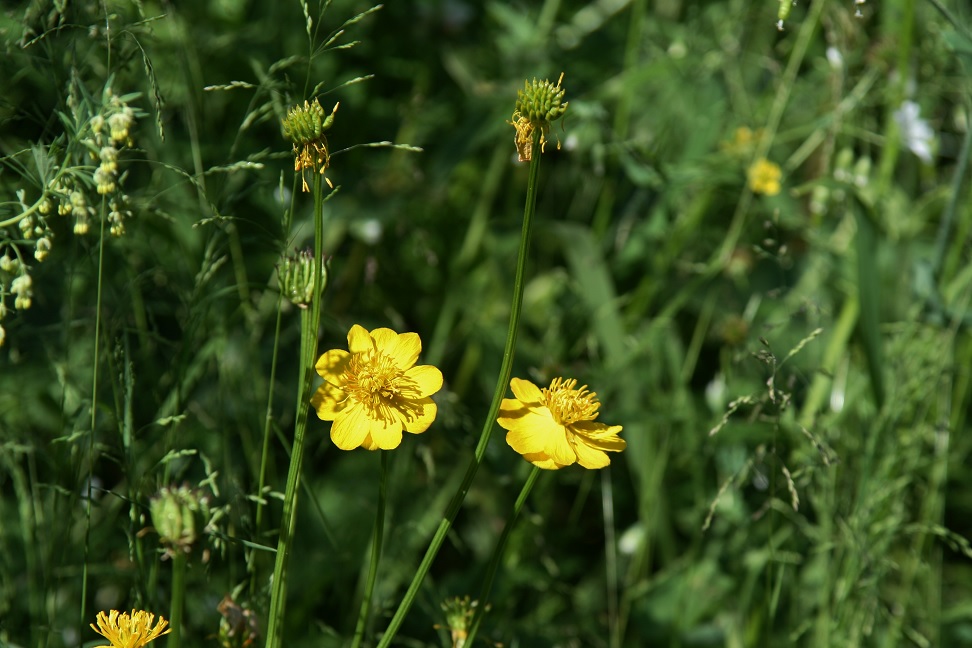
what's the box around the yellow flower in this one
[497,377,625,469]
[721,126,764,158]
[311,324,443,450]
[90,609,171,648]
[747,158,782,196]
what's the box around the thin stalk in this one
[464,466,542,647]
[264,173,326,648]
[374,131,544,648]
[351,450,389,648]
[79,197,108,635]
[252,296,285,597]
[167,552,187,648]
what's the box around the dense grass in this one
[2,0,972,646]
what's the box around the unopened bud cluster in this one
[282,98,339,192]
[440,596,479,648]
[277,248,328,307]
[510,74,568,162]
[149,484,212,558]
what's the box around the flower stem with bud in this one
[265,145,330,648]
[377,74,563,644]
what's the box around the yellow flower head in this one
[282,98,339,192]
[747,158,782,196]
[90,609,171,648]
[509,73,568,162]
[721,126,765,159]
[311,324,443,450]
[497,377,625,470]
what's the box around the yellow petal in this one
[372,328,421,369]
[510,377,543,404]
[347,324,374,354]
[570,434,612,469]
[368,407,404,450]
[310,382,348,421]
[572,422,626,452]
[315,349,350,384]
[401,396,437,433]
[404,364,443,398]
[330,403,371,450]
[361,434,380,451]
[502,403,560,454]
[545,424,576,466]
[522,451,565,470]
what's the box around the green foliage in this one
[2,0,972,646]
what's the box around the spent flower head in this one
[510,73,568,162]
[311,324,443,451]
[90,609,171,648]
[497,377,625,469]
[439,596,479,648]
[283,98,339,192]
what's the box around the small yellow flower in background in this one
[311,324,443,451]
[497,377,625,470]
[90,609,171,648]
[747,158,782,196]
[509,73,569,162]
[721,126,764,159]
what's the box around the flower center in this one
[345,351,404,410]
[543,377,600,425]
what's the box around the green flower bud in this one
[440,596,479,648]
[149,484,211,557]
[277,248,328,307]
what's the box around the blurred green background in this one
[2,0,972,646]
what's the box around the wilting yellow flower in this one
[311,324,443,450]
[747,158,782,196]
[90,609,171,648]
[497,377,625,469]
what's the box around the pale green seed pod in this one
[149,485,211,556]
[277,248,328,307]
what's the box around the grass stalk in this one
[351,450,389,648]
[464,465,542,647]
[79,196,108,636]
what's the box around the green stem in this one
[374,132,543,648]
[252,296,284,597]
[167,552,187,648]
[351,451,389,648]
[79,196,108,636]
[264,173,326,648]
[464,466,542,647]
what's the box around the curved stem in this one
[375,131,543,648]
[351,450,389,648]
[464,466,542,647]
